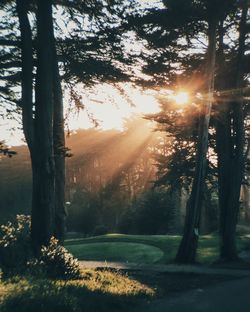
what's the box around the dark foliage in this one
[119,189,178,235]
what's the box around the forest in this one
[2,123,248,236]
[0,1,250,311]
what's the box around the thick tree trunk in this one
[175,19,217,263]
[31,0,55,251]
[16,0,41,252]
[17,0,66,250]
[217,2,248,261]
[217,101,244,260]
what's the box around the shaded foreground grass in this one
[0,269,242,312]
[65,233,250,264]
[0,270,154,312]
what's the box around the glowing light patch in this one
[173,91,189,105]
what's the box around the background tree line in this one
[1,122,248,236]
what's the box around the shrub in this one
[0,215,80,279]
[0,215,32,275]
[39,237,81,279]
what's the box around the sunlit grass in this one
[74,269,154,295]
[66,233,250,265]
[0,271,154,312]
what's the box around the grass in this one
[2,234,249,311]
[65,233,250,265]
[65,234,180,264]
[0,270,154,312]
[0,269,242,312]
[68,242,164,263]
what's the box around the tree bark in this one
[217,1,248,261]
[52,41,66,243]
[175,19,217,263]
[17,0,66,250]
[31,0,55,251]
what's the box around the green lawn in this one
[65,233,250,264]
[68,242,164,263]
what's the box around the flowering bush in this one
[0,215,32,275]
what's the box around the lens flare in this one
[173,91,189,105]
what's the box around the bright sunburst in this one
[173,91,189,105]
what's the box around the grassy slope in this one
[0,271,154,312]
[65,234,250,264]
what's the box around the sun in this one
[173,91,189,105]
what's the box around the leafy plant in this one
[0,215,80,279]
[39,237,81,279]
[0,215,32,276]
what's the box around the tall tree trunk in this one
[52,42,66,243]
[16,0,40,252]
[31,0,55,251]
[217,1,248,261]
[175,19,217,263]
[17,0,66,249]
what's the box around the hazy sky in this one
[0,1,164,147]
[0,83,160,146]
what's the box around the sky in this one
[66,84,160,129]
[0,84,161,147]
[0,0,210,147]
[0,1,164,147]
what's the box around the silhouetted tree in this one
[127,0,249,262]
[1,0,132,249]
[215,0,249,261]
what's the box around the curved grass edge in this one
[67,242,164,264]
